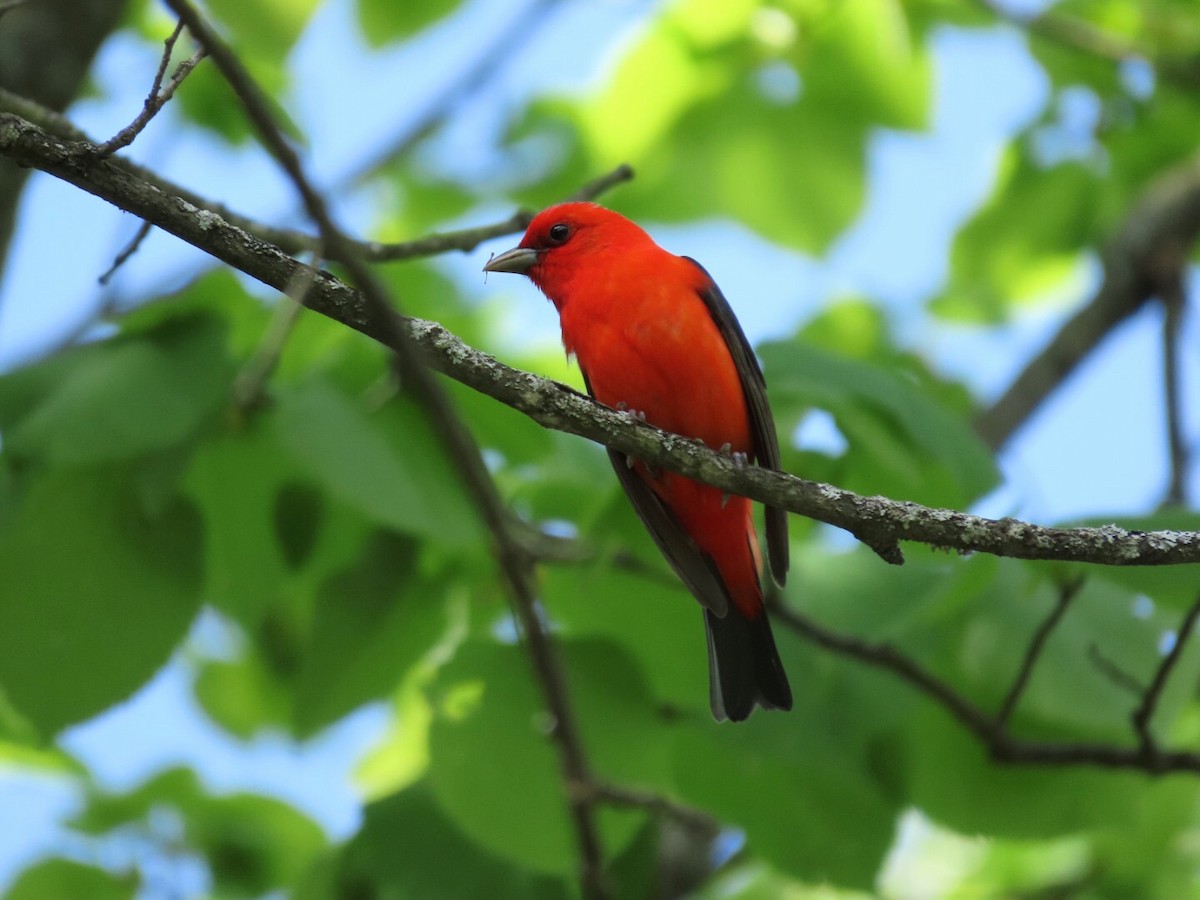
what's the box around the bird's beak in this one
[483,246,539,275]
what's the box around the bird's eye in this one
[547,223,571,245]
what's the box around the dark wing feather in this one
[582,372,732,617]
[683,257,789,586]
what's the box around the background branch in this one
[158,5,609,895]
[995,578,1084,730]
[1131,593,1200,759]
[0,0,129,275]
[976,154,1200,450]
[769,596,1200,777]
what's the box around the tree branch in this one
[3,108,1200,572]
[769,597,1200,776]
[1131,593,1200,761]
[976,155,1200,450]
[975,0,1200,92]
[157,5,610,895]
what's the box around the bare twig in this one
[1131,593,1200,759]
[995,578,1084,729]
[6,111,1200,571]
[586,782,718,833]
[1087,643,1145,698]
[155,3,609,895]
[98,219,153,286]
[361,164,633,262]
[94,21,206,158]
[232,260,315,411]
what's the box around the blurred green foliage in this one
[3,0,1200,896]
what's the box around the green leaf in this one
[759,338,998,507]
[427,640,575,874]
[194,653,292,739]
[0,313,232,466]
[6,859,137,900]
[671,714,897,889]
[206,0,320,64]
[905,700,1145,839]
[544,0,930,253]
[427,639,652,874]
[324,781,569,899]
[933,153,1103,321]
[355,0,460,46]
[183,422,301,625]
[75,767,326,896]
[270,380,483,547]
[546,560,709,716]
[0,466,202,735]
[292,530,451,737]
[903,562,1200,839]
[799,0,932,131]
[939,563,1197,741]
[193,792,327,895]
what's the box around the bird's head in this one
[483,202,652,308]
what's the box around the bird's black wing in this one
[581,371,732,618]
[683,257,789,586]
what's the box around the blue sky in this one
[0,0,1196,889]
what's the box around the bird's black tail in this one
[704,608,792,722]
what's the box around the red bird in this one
[484,203,791,722]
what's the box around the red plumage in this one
[485,203,791,721]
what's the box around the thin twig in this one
[98,219,154,285]
[361,164,634,262]
[155,3,609,895]
[1131,593,1200,758]
[95,21,206,158]
[232,260,315,411]
[0,86,633,266]
[587,782,718,833]
[995,577,1084,730]
[1087,643,1145,698]
[365,162,633,261]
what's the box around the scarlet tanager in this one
[484,203,791,722]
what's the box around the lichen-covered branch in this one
[2,109,1199,570]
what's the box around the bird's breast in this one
[560,277,752,454]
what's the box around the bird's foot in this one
[716,443,748,508]
[615,402,656,476]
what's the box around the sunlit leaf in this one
[6,859,136,900]
[323,781,568,898]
